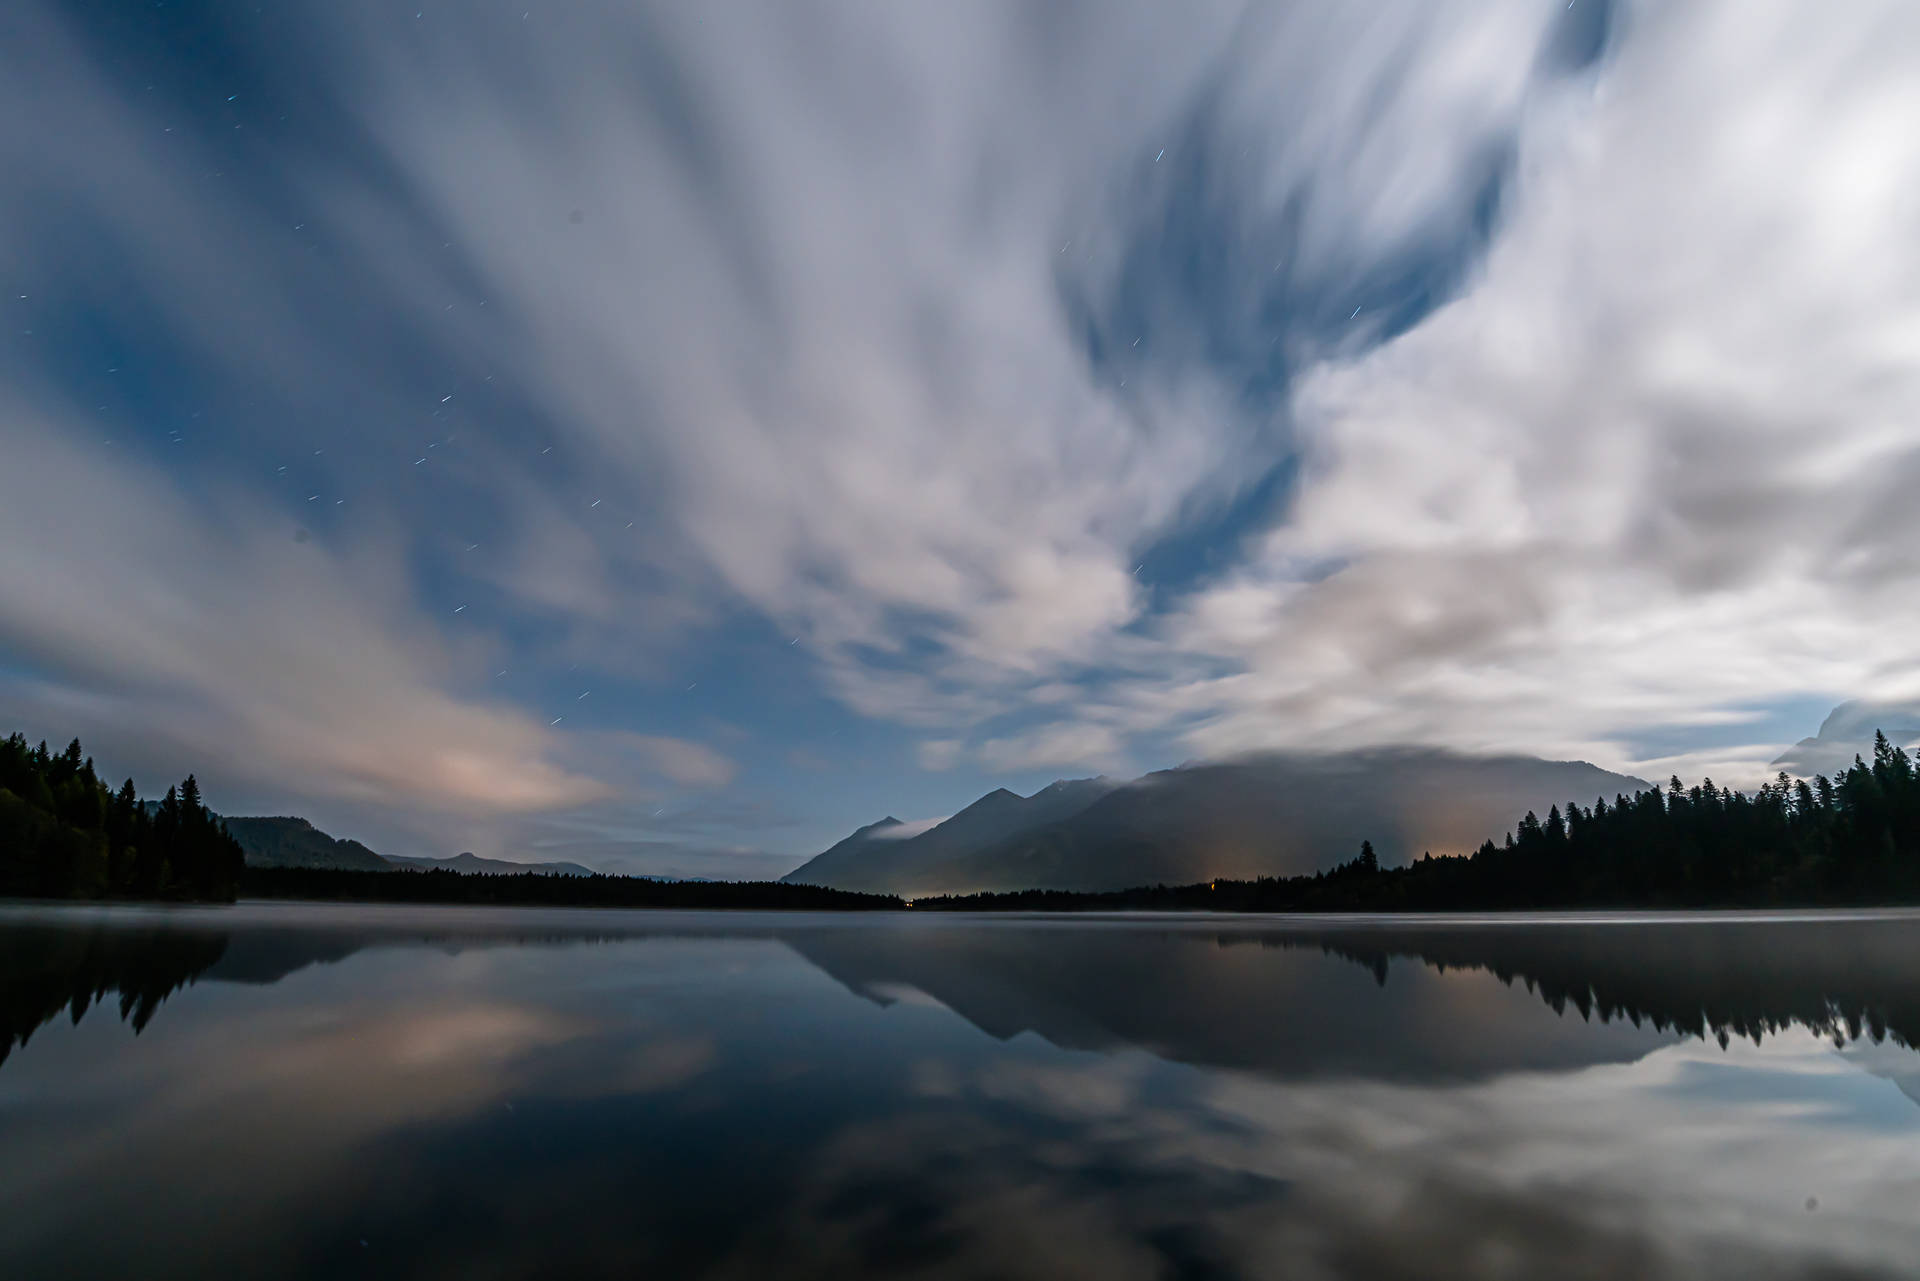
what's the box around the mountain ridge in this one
[220,814,596,877]
[786,750,1647,897]
[221,815,392,873]
[782,776,1116,893]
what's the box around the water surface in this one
[5,903,1920,1279]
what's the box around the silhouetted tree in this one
[0,730,242,902]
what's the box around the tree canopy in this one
[0,733,244,902]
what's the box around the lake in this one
[5,904,1920,1279]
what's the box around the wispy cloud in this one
[1143,1,1920,782]
[2,0,1912,851]
[577,732,738,789]
[0,405,608,817]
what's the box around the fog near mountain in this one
[787,750,1647,896]
[1772,701,1920,780]
[785,779,1116,895]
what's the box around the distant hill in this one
[221,816,594,876]
[786,750,1648,897]
[222,816,392,872]
[382,852,595,877]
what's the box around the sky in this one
[3,1,1918,876]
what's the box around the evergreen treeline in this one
[0,733,244,902]
[245,865,902,910]
[918,732,1920,912]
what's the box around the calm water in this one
[6,905,1920,1279]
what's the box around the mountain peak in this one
[783,775,1120,891]
[788,750,1649,897]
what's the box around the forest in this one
[918,732,1920,912]
[0,733,244,902]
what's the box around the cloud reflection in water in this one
[3,905,1919,1279]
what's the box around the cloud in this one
[976,723,1126,774]
[915,740,965,772]
[1128,0,1920,783]
[291,0,1584,726]
[585,732,737,788]
[870,816,948,841]
[4,0,1912,846]
[0,406,609,818]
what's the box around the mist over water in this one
[5,904,1920,1279]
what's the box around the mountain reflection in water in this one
[3,904,1920,1279]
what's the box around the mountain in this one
[1773,700,1920,779]
[782,778,1117,894]
[788,750,1647,897]
[222,816,392,872]
[223,816,594,876]
[382,852,596,877]
[782,816,906,889]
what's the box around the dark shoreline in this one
[11,868,1920,915]
[238,865,904,910]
